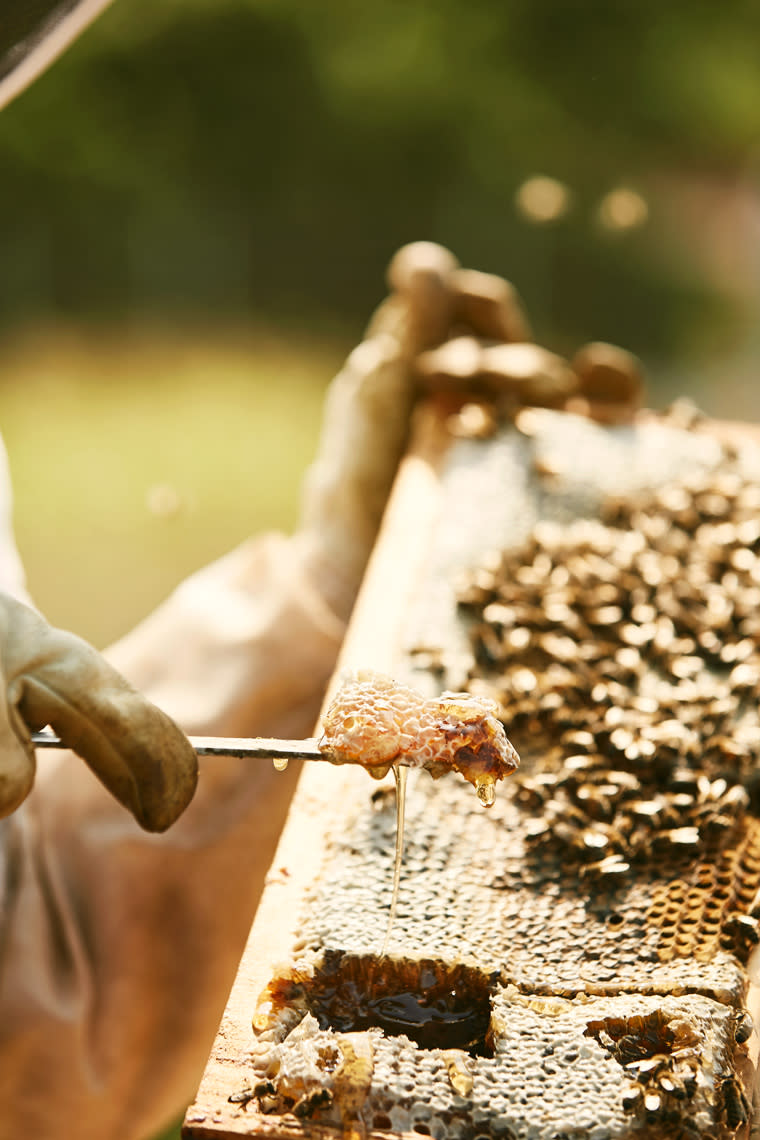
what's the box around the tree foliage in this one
[0,0,758,359]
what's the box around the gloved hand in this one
[107,241,531,740]
[0,591,197,831]
[106,242,466,737]
[295,240,460,622]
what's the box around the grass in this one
[0,322,343,649]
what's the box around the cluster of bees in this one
[584,1009,750,1131]
[586,1010,701,1125]
[450,438,760,1133]
[457,447,760,929]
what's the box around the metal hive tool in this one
[184,405,760,1140]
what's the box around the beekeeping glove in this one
[0,591,197,830]
[295,241,459,622]
[108,242,538,742]
[295,241,537,622]
[107,243,463,739]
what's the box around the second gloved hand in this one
[104,242,466,740]
[0,592,197,831]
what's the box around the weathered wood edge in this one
[183,402,452,1137]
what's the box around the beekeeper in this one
[0,10,478,1139]
[1,274,472,1140]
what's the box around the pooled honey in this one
[259,953,496,1056]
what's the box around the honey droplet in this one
[252,1000,274,1031]
[475,775,495,807]
[272,757,289,772]
[447,1062,474,1098]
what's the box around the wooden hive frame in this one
[184,401,760,1140]
[183,405,449,1139]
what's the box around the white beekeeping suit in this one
[0,242,464,1140]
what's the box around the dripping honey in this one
[382,765,408,956]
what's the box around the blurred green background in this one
[2,2,760,1136]
[3,0,760,647]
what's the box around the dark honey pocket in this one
[302,952,498,1056]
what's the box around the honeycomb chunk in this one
[319,670,519,804]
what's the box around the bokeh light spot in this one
[515,175,571,223]
[597,187,649,231]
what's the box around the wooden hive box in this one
[184,401,760,1140]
